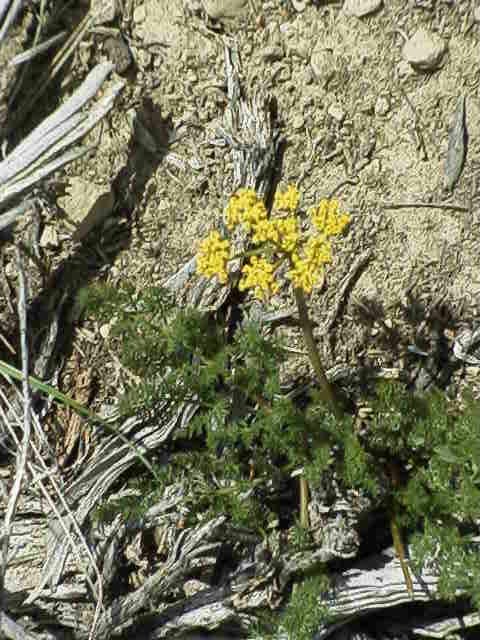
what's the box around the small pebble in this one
[374,95,390,116]
[260,45,283,62]
[291,114,304,131]
[291,0,309,11]
[328,103,346,123]
[311,45,336,86]
[402,28,447,71]
[203,0,248,20]
[344,0,382,18]
[133,4,146,23]
[103,36,132,74]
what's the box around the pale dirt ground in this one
[2,0,480,457]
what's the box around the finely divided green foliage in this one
[280,573,332,640]
[82,282,480,619]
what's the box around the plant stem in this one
[390,514,414,597]
[299,476,310,528]
[388,461,414,598]
[293,287,343,529]
[293,287,343,419]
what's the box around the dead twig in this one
[0,248,31,609]
[380,201,469,213]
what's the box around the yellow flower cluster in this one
[197,230,231,283]
[310,199,351,236]
[287,237,332,294]
[251,217,300,253]
[196,185,351,298]
[274,184,301,212]
[239,256,279,300]
[226,188,267,231]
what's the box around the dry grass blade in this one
[0,61,123,207]
[0,0,23,44]
[9,30,67,66]
[6,10,95,132]
[0,248,31,608]
[0,382,105,640]
[0,199,35,232]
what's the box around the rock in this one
[374,95,390,116]
[203,0,248,20]
[311,44,337,87]
[57,179,115,242]
[103,37,132,74]
[402,28,447,71]
[291,0,309,11]
[260,45,283,62]
[132,4,146,23]
[39,225,59,249]
[91,0,118,25]
[328,103,346,123]
[344,0,382,18]
[291,114,304,131]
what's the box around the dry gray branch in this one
[0,248,31,606]
[95,516,227,639]
[0,61,123,208]
[0,0,22,44]
[9,31,67,66]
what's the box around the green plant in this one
[81,186,480,615]
[280,573,332,640]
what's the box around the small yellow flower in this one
[239,256,280,300]
[286,236,331,294]
[310,199,351,237]
[304,235,332,269]
[241,200,268,232]
[274,184,300,212]
[251,216,299,253]
[274,217,300,253]
[251,219,279,245]
[287,258,319,294]
[197,230,231,283]
[226,188,265,230]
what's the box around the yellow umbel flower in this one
[239,256,279,300]
[287,236,332,294]
[304,235,332,269]
[310,199,351,236]
[241,200,268,232]
[274,217,300,253]
[274,184,300,212]
[251,216,300,253]
[286,257,318,294]
[226,188,266,231]
[197,230,231,283]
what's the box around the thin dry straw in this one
[0,62,124,207]
[9,30,67,66]
[0,0,23,44]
